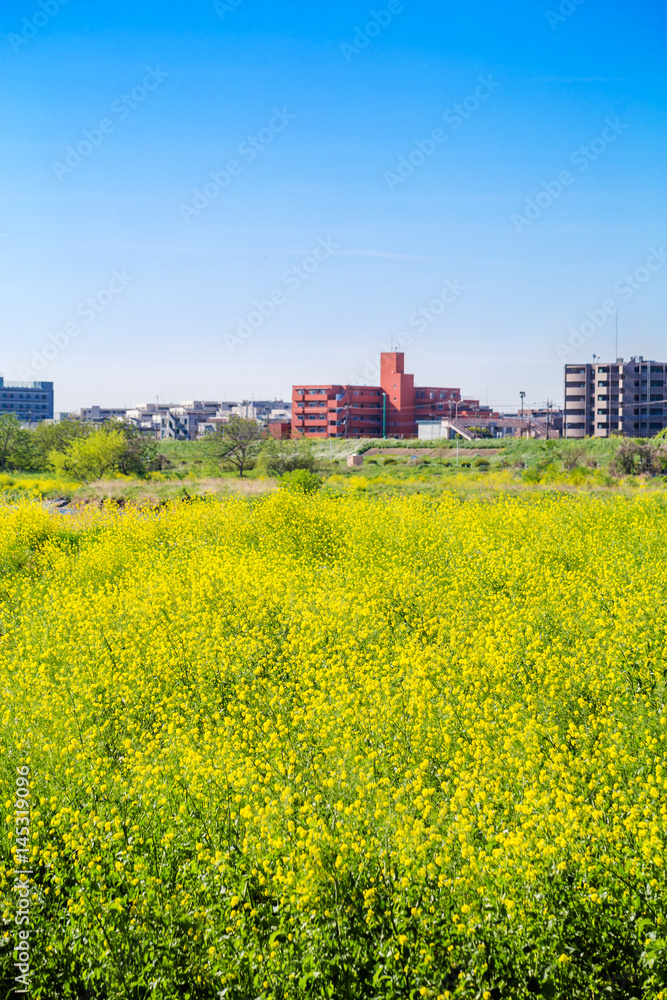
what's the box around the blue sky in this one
[1,0,665,412]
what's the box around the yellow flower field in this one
[1,492,666,998]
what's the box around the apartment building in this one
[0,378,54,422]
[123,401,235,440]
[79,405,129,424]
[292,352,492,439]
[564,357,667,438]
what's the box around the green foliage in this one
[611,439,666,476]
[30,418,90,468]
[258,437,318,475]
[0,413,25,470]
[204,416,266,477]
[279,468,322,494]
[49,428,128,483]
[112,420,159,476]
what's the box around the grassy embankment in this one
[0,439,667,504]
[0,436,665,504]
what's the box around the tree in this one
[206,416,265,477]
[111,420,159,477]
[6,427,34,471]
[611,439,666,476]
[33,418,90,470]
[49,428,128,483]
[0,413,23,470]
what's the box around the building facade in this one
[564,357,667,438]
[79,406,128,424]
[0,378,54,422]
[292,352,493,439]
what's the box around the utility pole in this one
[545,399,553,440]
[520,391,526,438]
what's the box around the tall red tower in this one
[380,352,416,437]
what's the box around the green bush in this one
[279,469,322,494]
[258,438,318,476]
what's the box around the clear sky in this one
[1,0,665,412]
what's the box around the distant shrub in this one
[611,440,666,477]
[280,469,322,494]
[383,457,397,466]
[563,446,585,471]
[472,457,490,469]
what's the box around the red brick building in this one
[292,352,492,439]
[268,419,292,439]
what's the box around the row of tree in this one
[0,413,318,481]
[0,413,159,481]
